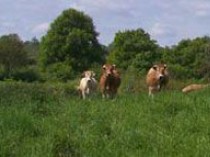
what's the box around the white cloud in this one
[32,22,49,34]
[149,22,178,46]
[150,23,168,37]
[71,0,134,13]
[178,0,210,17]
[194,3,210,17]
[1,0,210,45]
[195,10,208,17]
[0,21,16,36]
[1,22,14,27]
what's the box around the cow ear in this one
[81,71,86,78]
[92,71,96,77]
[153,65,158,70]
[164,64,167,69]
[102,65,106,70]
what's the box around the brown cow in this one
[182,84,209,93]
[146,64,169,96]
[99,64,121,98]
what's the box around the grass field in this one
[0,81,210,157]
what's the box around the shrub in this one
[12,67,41,82]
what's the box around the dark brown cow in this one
[99,64,121,98]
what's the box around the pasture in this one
[0,81,210,157]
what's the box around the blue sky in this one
[0,0,210,46]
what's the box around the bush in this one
[119,67,147,93]
[12,67,41,82]
[0,81,78,107]
[43,63,75,82]
[169,64,194,79]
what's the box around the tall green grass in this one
[0,81,210,156]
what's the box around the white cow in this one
[78,70,97,99]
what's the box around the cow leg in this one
[86,88,90,95]
[102,89,106,99]
[157,84,161,91]
[106,89,113,99]
[106,93,110,99]
[109,89,114,99]
[112,88,118,98]
[82,90,86,99]
[102,86,109,99]
[78,89,81,98]
[148,86,154,97]
[105,91,110,99]
[102,93,105,99]
[86,88,91,99]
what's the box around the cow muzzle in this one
[159,75,164,81]
[87,78,91,83]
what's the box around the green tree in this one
[0,34,28,77]
[24,37,40,65]
[193,37,210,78]
[107,28,159,71]
[40,8,104,80]
[162,36,210,79]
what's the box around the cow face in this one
[152,64,167,82]
[102,64,115,77]
[82,70,95,78]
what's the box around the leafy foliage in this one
[23,37,40,65]
[107,28,159,71]
[0,34,28,77]
[40,8,105,80]
[1,8,210,82]
[163,36,210,79]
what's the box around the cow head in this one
[82,70,95,78]
[102,64,115,77]
[152,64,167,82]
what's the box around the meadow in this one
[0,80,210,157]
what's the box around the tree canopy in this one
[107,28,160,71]
[24,37,40,65]
[162,36,210,79]
[0,34,28,77]
[1,8,210,82]
[39,8,104,80]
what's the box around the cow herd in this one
[77,63,209,99]
[77,64,121,99]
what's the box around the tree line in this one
[0,8,210,82]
